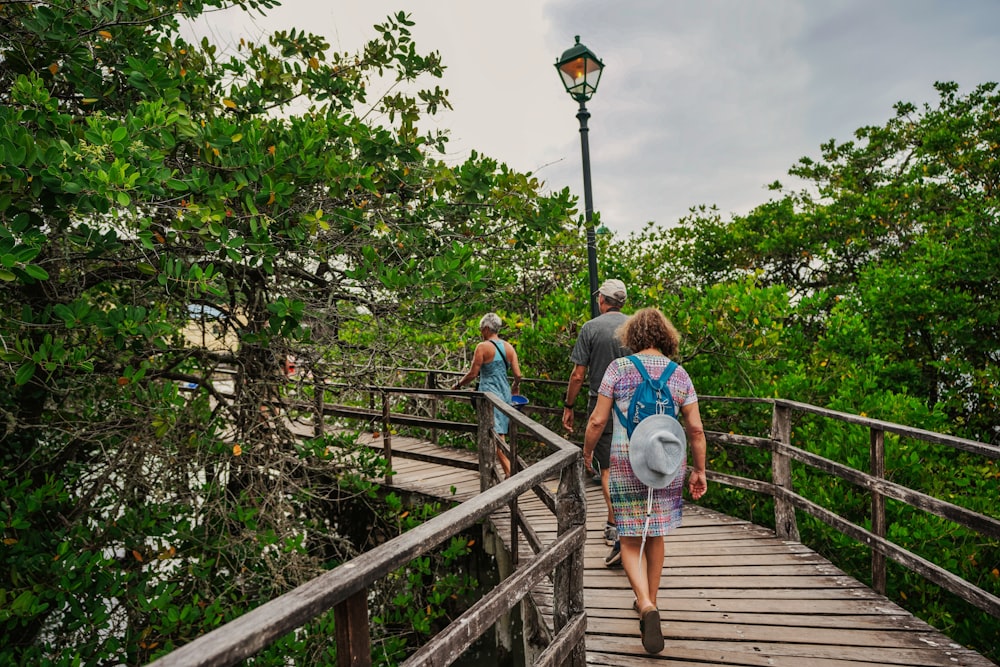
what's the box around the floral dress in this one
[598,354,698,537]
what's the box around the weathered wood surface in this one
[382,436,995,667]
[354,432,483,501]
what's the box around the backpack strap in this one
[661,360,678,417]
[613,356,680,428]
[613,355,643,428]
[490,339,509,371]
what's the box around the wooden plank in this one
[582,595,909,615]
[586,637,991,667]
[589,621,977,653]
[587,607,935,632]
[583,555,835,570]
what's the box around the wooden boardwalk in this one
[363,434,995,667]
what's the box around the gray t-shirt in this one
[570,310,630,398]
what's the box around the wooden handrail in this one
[148,389,587,667]
[698,396,1000,620]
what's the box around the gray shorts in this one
[588,395,612,472]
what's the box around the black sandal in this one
[639,607,664,654]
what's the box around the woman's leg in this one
[621,535,665,610]
[643,535,664,609]
[623,534,665,653]
[619,536,654,611]
[496,434,511,477]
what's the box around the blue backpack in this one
[613,355,678,437]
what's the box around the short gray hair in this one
[479,312,502,332]
[600,292,625,309]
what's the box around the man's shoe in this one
[604,541,622,568]
[603,522,618,547]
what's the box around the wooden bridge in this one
[149,381,1000,667]
[375,433,993,666]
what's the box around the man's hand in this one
[562,406,574,433]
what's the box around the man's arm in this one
[561,364,588,432]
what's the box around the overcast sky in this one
[189,0,1000,237]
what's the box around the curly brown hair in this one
[617,307,680,357]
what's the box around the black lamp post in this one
[555,35,605,319]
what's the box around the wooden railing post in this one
[475,396,496,494]
[770,403,800,541]
[334,589,371,667]
[553,455,587,667]
[381,392,392,486]
[508,423,519,568]
[426,372,439,444]
[870,427,887,594]
[313,374,325,439]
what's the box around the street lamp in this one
[555,35,605,319]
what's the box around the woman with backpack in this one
[454,312,523,477]
[583,307,708,654]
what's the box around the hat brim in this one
[628,414,687,489]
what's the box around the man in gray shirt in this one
[562,278,629,567]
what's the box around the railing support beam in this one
[553,454,587,667]
[334,589,371,667]
[870,427,887,594]
[475,396,497,493]
[382,392,393,486]
[770,403,800,541]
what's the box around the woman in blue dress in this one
[454,313,523,476]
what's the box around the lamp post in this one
[555,35,605,319]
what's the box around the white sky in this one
[188,0,1000,236]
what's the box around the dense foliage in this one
[2,0,997,663]
[0,1,573,663]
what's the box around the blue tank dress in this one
[478,340,511,435]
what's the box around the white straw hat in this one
[628,414,687,489]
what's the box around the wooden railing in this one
[148,389,588,667]
[331,373,1000,622]
[150,371,1000,666]
[302,372,1000,624]
[702,395,1000,619]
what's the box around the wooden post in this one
[553,455,587,667]
[870,427,887,594]
[475,396,496,494]
[427,372,439,444]
[313,375,325,439]
[334,589,371,667]
[508,423,519,568]
[770,403,800,541]
[381,392,392,487]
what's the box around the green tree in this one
[0,1,574,663]
[672,82,1000,440]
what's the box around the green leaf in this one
[15,361,36,385]
[24,264,49,280]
